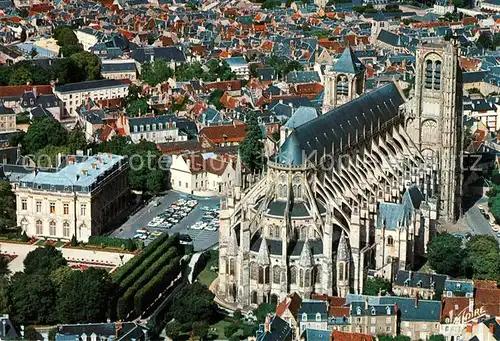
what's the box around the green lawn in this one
[196,250,219,287]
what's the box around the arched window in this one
[337,75,348,96]
[425,60,433,89]
[262,294,267,303]
[338,263,344,281]
[252,291,258,304]
[63,222,70,238]
[290,266,297,285]
[250,262,258,281]
[314,265,322,284]
[295,185,302,198]
[387,235,394,246]
[274,225,280,239]
[224,259,229,274]
[264,266,270,284]
[299,268,304,287]
[49,221,56,236]
[305,269,311,287]
[302,312,308,322]
[229,258,235,276]
[259,266,264,284]
[36,220,43,235]
[280,184,287,198]
[434,61,441,90]
[21,219,28,233]
[273,265,281,284]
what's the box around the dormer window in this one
[404,278,410,287]
[152,124,156,130]
[417,280,423,288]
[316,313,321,322]
[371,307,376,316]
[146,124,150,131]
[302,312,307,322]
[134,126,138,133]
[386,306,391,315]
[158,123,163,130]
[356,306,361,316]
[140,125,144,132]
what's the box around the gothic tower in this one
[336,232,350,297]
[323,46,366,113]
[407,40,463,223]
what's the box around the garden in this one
[63,235,142,253]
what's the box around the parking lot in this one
[109,191,221,251]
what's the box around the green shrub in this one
[88,236,137,251]
[112,233,169,284]
[134,256,181,314]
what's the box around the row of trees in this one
[0,52,100,86]
[2,246,114,325]
[427,233,500,281]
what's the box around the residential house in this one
[0,85,53,113]
[462,317,500,341]
[169,151,236,195]
[20,90,64,121]
[225,56,250,79]
[392,270,447,300]
[131,47,186,73]
[276,293,303,338]
[0,105,16,133]
[349,301,397,336]
[253,315,292,341]
[298,300,329,335]
[53,80,129,116]
[101,59,138,81]
[199,122,247,147]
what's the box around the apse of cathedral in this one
[217,39,463,310]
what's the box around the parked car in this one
[179,234,193,245]
[497,232,500,238]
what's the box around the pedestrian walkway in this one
[187,252,202,284]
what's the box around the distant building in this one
[55,321,148,341]
[101,59,137,81]
[15,153,129,242]
[392,270,447,300]
[225,57,250,79]
[53,80,129,117]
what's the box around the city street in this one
[109,191,221,251]
[464,196,500,243]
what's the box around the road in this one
[464,196,500,243]
[109,191,221,251]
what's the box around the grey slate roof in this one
[332,46,365,74]
[282,106,319,130]
[101,62,136,73]
[276,82,404,165]
[130,47,186,63]
[55,79,127,93]
[394,270,447,293]
[298,300,328,322]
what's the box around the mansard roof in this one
[275,82,405,165]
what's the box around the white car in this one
[148,220,161,228]
[205,226,218,231]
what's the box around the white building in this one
[170,152,236,195]
[101,59,137,81]
[15,153,129,242]
[225,57,250,80]
[74,28,102,52]
[53,80,129,116]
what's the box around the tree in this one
[464,235,500,281]
[165,320,182,338]
[126,98,149,117]
[477,33,493,51]
[20,231,29,242]
[147,169,166,194]
[57,267,114,323]
[70,234,78,246]
[363,277,391,296]
[98,135,131,155]
[234,309,243,321]
[124,84,142,105]
[10,273,57,325]
[429,335,446,341]
[224,323,238,338]
[51,265,72,290]
[8,66,32,86]
[23,246,67,276]
[169,282,216,324]
[0,278,9,314]
[48,328,57,341]
[0,255,10,278]
[239,112,264,173]
[192,321,209,340]
[0,180,16,233]
[70,52,101,81]
[52,58,86,84]
[24,118,68,155]
[208,89,224,110]
[427,233,465,277]
[35,145,70,168]
[54,27,83,57]
[24,326,39,341]
[67,126,88,154]
[253,303,276,323]
[141,60,174,86]
[261,0,280,9]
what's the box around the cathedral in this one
[217,40,463,309]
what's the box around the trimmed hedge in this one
[118,235,179,293]
[112,233,169,284]
[134,256,182,314]
[88,236,135,250]
[116,246,179,319]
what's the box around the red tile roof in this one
[474,280,498,290]
[0,85,52,98]
[199,122,247,144]
[276,292,302,319]
[441,297,470,323]
[475,287,500,316]
[332,330,373,341]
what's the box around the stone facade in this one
[217,40,462,310]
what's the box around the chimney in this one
[91,163,97,169]
[364,299,368,310]
[115,321,123,339]
[33,86,37,98]
[82,169,87,176]
[264,314,271,333]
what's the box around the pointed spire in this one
[299,238,313,268]
[257,237,270,266]
[337,232,349,261]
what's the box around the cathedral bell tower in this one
[406,40,463,223]
[323,46,366,113]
